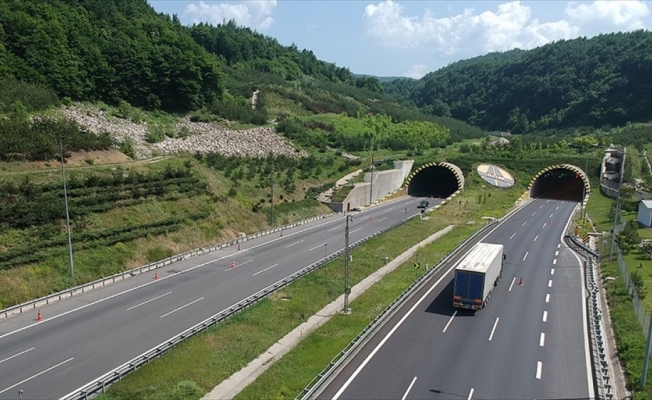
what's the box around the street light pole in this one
[610,148,626,261]
[59,136,74,279]
[343,215,353,314]
[270,153,274,227]
[369,146,374,206]
[404,208,407,221]
[324,243,327,261]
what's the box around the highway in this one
[0,195,436,400]
[319,198,594,400]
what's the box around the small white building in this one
[638,200,652,227]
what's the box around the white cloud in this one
[403,64,429,79]
[565,1,649,30]
[363,1,580,55]
[184,1,277,31]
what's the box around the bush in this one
[119,138,137,159]
[168,381,203,400]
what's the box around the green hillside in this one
[385,31,652,133]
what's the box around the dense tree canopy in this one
[0,0,224,112]
[385,31,652,133]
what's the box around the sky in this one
[148,1,652,79]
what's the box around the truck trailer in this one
[453,242,505,310]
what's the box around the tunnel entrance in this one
[530,166,587,201]
[406,163,462,198]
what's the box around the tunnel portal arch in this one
[405,162,464,198]
[528,164,590,202]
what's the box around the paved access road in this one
[0,196,437,400]
[321,198,594,400]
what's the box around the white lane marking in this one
[308,243,326,252]
[553,259,557,265]
[509,233,516,240]
[0,347,35,364]
[467,388,475,400]
[540,332,546,347]
[536,361,543,379]
[285,240,304,248]
[555,251,559,256]
[550,214,554,218]
[523,252,529,261]
[548,280,553,288]
[401,377,417,400]
[508,277,516,292]
[442,311,458,333]
[522,221,527,226]
[332,261,458,400]
[546,200,550,203]
[0,357,74,394]
[543,311,548,322]
[488,317,499,341]
[327,225,342,232]
[556,206,559,210]
[378,217,388,222]
[127,292,171,311]
[557,243,561,249]
[160,297,204,318]
[252,263,279,277]
[533,235,539,242]
[531,212,536,216]
[551,268,555,275]
[540,205,544,208]
[224,259,252,271]
[350,228,362,234]
[541,223,547,229]
[546,293,550,303]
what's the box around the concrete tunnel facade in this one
[405,162,465,198]
[528,163,589,202]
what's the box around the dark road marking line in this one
[127,292,171,311]
[160,297,203,318]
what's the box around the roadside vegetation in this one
[98,177,524,400]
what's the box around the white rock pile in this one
[58,105,304,159]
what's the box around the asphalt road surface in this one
[0,195,437,400]
[320,198,594,400]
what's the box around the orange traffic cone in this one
[231,260,236,269]
[37,309,43,322]
[154,270,159,280]
[519,276,523,285]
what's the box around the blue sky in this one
[148,1,652,78]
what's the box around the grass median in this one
[99,185,522,400]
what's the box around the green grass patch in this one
[97,183,520,400]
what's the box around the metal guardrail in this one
[565,235,613,400]
[295,219,500,400]
[63,209,429,399]
[1,214,335,320]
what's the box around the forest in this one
[384,31,652,133]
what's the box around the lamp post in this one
[610,148,627,261]
[324,243,327,261]
[343,215,353,314]
[270,153,274,227]
[59,136,74,279]
[404,208,407,221]
[369,144,374,206]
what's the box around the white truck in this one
[453,242,505,310]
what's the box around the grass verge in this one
[98,183,521,400]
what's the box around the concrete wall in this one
[329,160,414,212]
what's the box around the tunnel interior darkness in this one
[407,166,459,198]
[530,168,586,201]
